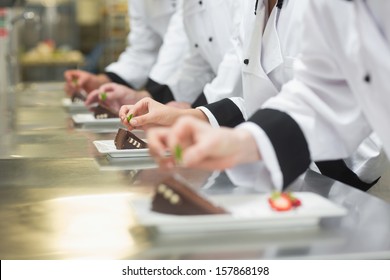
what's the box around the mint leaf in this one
[174,145,183,163]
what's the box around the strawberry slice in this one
[287,192,302,208]
[268,192,292,211]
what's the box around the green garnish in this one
[72,78,78,86]
[174,145,183,163]
[127,114,133,123]
[100,92,107,101]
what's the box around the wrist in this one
[187,108,209,122]
[96,74,111,86]
[234,128,262,164]
[139,90,152,99]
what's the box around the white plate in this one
[93,140,150,158]
[130,192,347,234]
[62,98,89,113]
[94,156,157,171]
[72,114,121,125]
[62,98,84,107]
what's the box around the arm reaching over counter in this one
[85,83,150,112]
[146,116,261,170]
[118,98,208,131]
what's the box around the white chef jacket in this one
[105,0,188,90]
[233,0,387,190]
[150,0,243,104]
[199,0,307,126]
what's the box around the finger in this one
[167,116,206,150]
[98,83,116,93]
[64,83,73,97]
[127,98,154,126]
[130,114,153,128]
[64,70,76,83]
[76,72,89,88]
[85,89,99,105]
[119,105,131,121]
[182,140,217,167]
[147,127,170,159]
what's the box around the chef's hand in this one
[147,116,262,170]
[64,70,111,96]
[166,101,192,109]
[119,97,183,131]
[85,83,150,112]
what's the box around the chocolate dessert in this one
[93,105,118,119]
[71,91,86,103]
[114,128,147,149]
[151,176,228,215]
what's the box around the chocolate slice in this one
[114,128,147,149]
[93,105,118,119]
[71,91,86,103]
[151,176,228,215]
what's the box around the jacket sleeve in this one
[202,45,243,105]
[148,1,190,84]
[105,0,164,89]
[197,97,247,128]
[228,0,373,189]
[146,44,215,104]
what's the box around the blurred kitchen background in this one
[0,0,129,82]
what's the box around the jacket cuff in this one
[145,78,175,104]
[104,72,134,88]
[202,98,245,128]
[248,108,311,188]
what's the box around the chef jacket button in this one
[199,1,202,5]
[208,37,213,42]
[194,43,199,48]
[243,59,249,65]
[364,73,371,83]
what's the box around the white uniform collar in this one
[255,0,284,15]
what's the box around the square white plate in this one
[62,98,89,113]
[62,97,84,107]
[130,192,347,234]
[93,140,150,158]
[72,114,121,125]
[94,156,157,171]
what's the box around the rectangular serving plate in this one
[130,192,347,234]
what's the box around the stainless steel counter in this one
[1,83,390,260]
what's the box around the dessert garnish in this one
[268,192,301,211]
[174,145,183,163]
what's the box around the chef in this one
[64,0,189,99]
[146,0,388,192]
[94,0,243,109]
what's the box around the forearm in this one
[96,74,112,86]
[182,108,209,123]
[233,128,262,164]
